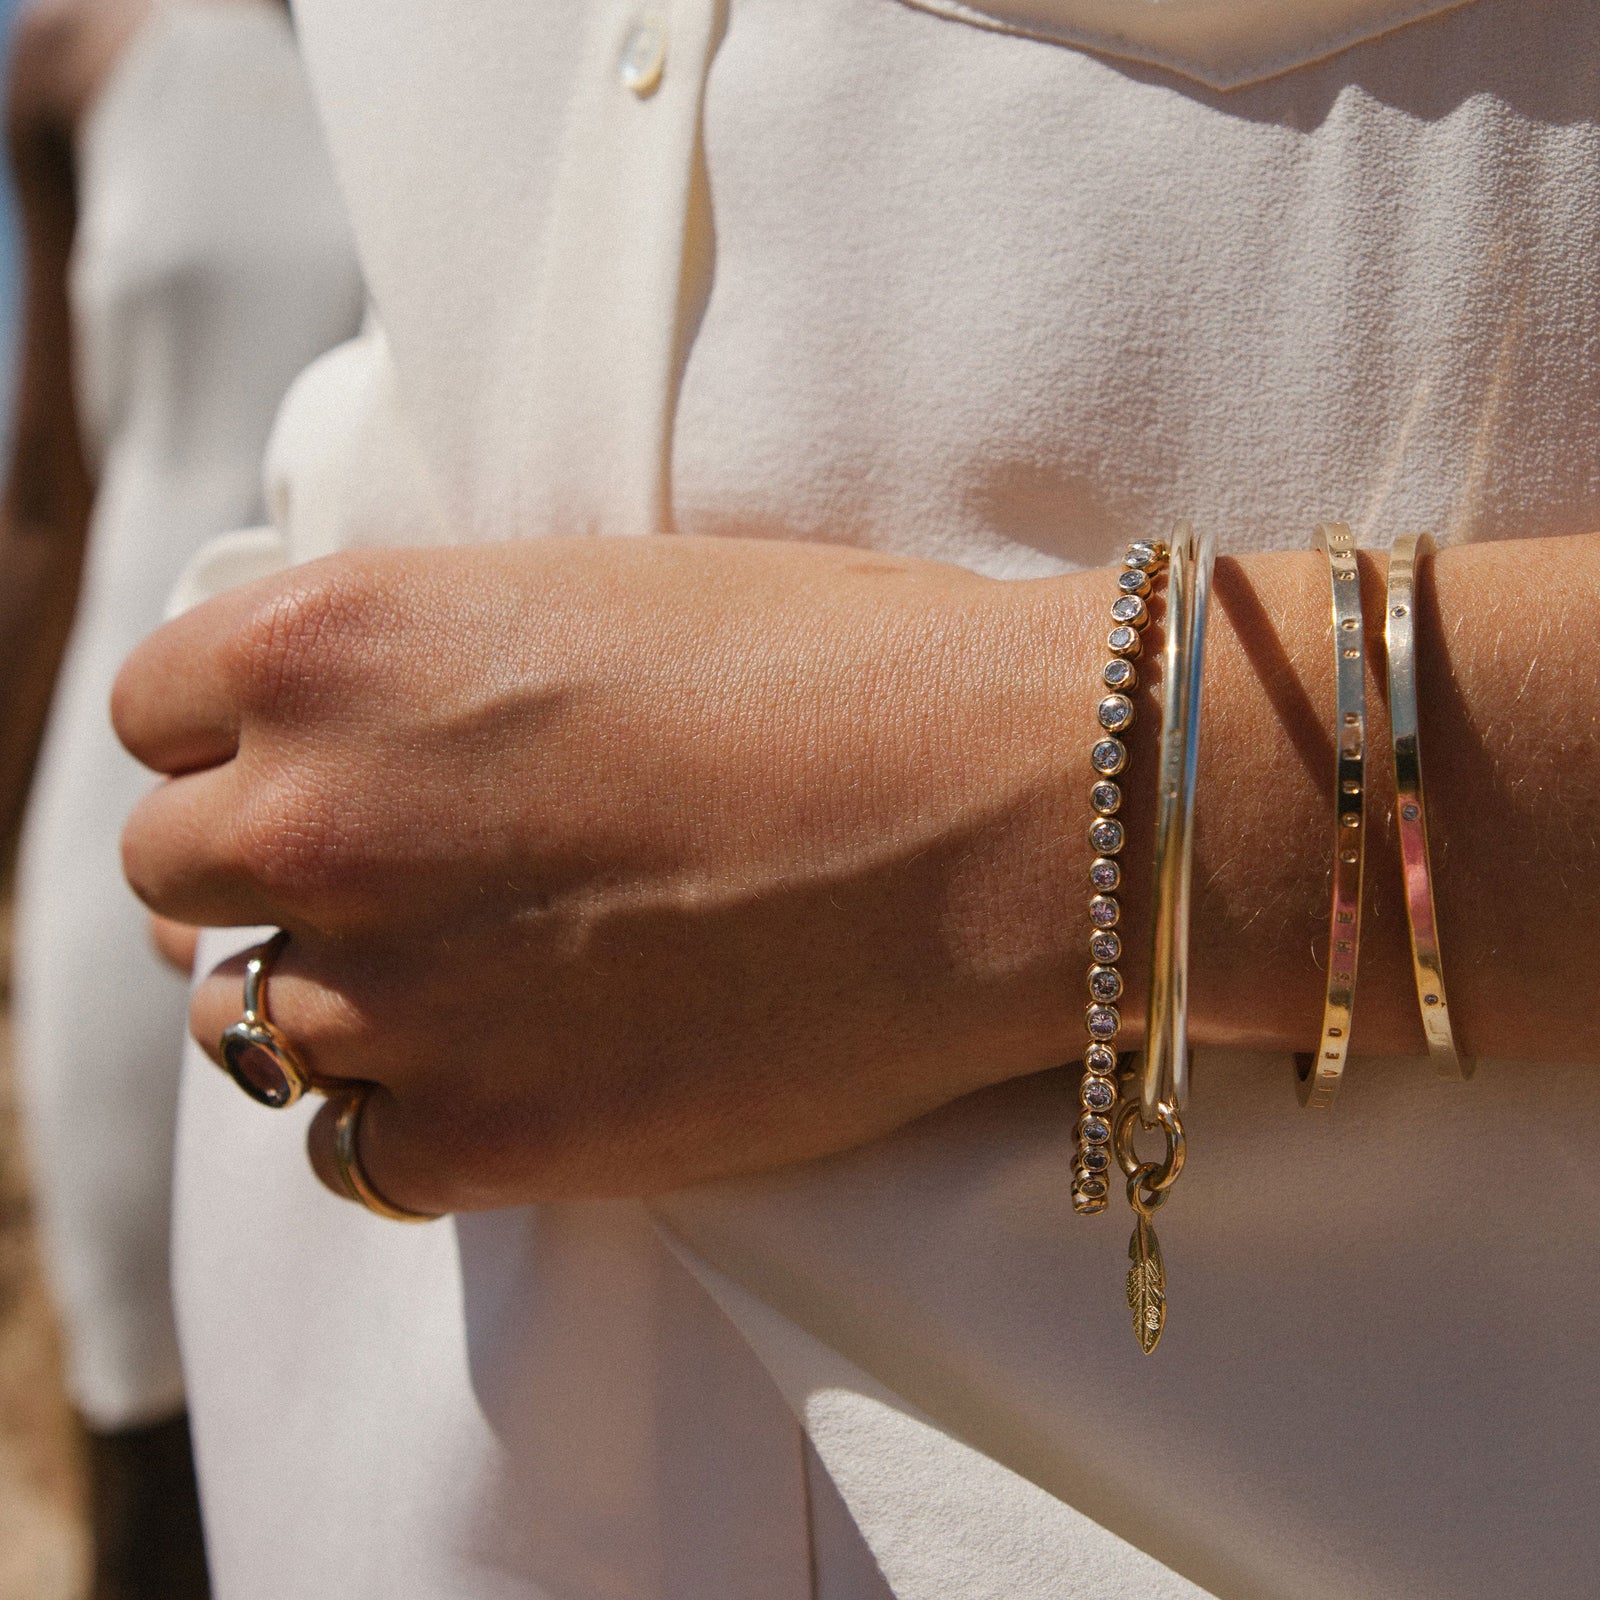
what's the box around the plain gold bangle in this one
[1385,533,1474,1080]
[1139,521,1214,1126]
[1296,522,1366,1109]
[1110,521,1211,1356]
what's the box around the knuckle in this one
[232,561,385,717]
[228,770,356,906]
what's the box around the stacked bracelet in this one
[1071,536,1169,1217]
[1138,523,1214,1127]
[1296,522,1367,1110]
[1386,534,1474,1079]
[1112,523,1213,1353]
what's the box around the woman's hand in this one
[114,529,1600,1213]
[114,537,1103,1213]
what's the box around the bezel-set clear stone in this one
[1091,738,1126,775]
[1084,1042,1117,1074]
[1097,694,1134,732]
[1077,1176,1108,1198]
[1102,658,1135,690]
[1107,625,1141,657]
[1090,929,1121,964]
[1082,1075,1116,1112]
[1089,895,1119,928]
[1125,541,1163,569]
[1090,818,1125,854]
[1088,965,1123,1003]
[1086,1003,1120,1040]
[1081,1145,1111,1172]
[1091,781,1121,815]
[1116,567,1151,596]
[1110,594,1148,627]
[1090,857,1121,891]
[1080,1115,1111,1144]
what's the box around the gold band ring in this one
[332,1085,439,1223]
[1386,534,1474,1080]
[219,931,313,1109]
[1295,522,1367,1109]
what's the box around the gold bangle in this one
[1139,522,1214,1126]
[1296,522,1367,1109]
[1072,535,1169,1217]
[1385,533,1474,1080]
[1109,522,1212,1355]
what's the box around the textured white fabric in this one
[171,0,1600,1595]
[176,927,824,1600]
[11,0,360,1428]
[891,0,1478,90]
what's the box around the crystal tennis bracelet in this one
[1072,537,1168,1217]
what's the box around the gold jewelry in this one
[1386,533,1474,1080]
[1072,535,1169,1217]
[1296,522,1367,1109]
[220,931,313,1109]
[1114,1095,1184,1353]
[1116,522,1213,1354]
[1140,522,1214,1127]
[332,1085,440,1223]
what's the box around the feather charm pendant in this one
[1126,1213,1166,1353]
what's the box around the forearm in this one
[987,532,1600,1072]
[117,529,1599,1206]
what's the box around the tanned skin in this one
[107,530,1600,1217]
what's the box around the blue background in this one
[0,0,30,436]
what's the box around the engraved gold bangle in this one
[332,1084,441,1223]
[1140,522,1215,1126]
[1386,533,1474,1080]
[1071,535,1169,1217]
[1296,522,1366,1109]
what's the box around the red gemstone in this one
[222,1026,295,1108]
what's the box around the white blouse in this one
[173,2,1600,1596]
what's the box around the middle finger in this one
[122,748,359,930]
[189,937,391,1092]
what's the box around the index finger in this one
[110,571,279,776]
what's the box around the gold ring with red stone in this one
[219,931,314,1109]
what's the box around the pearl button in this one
[619,15,667,97]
